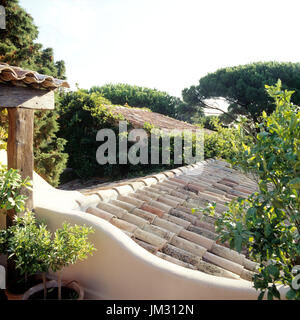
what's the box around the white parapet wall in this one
[35,205,267,300]
[35,201,290,300]
[0,150,289,300]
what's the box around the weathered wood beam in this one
[6,108,34,227]
[0,84,54,110]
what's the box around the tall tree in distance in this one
[0,0,68,186]
[182,61,300,123]
[0,0,66,78]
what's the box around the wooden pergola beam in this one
[0,84,54,110]
[0,84,55,226]
[6,108,34,226]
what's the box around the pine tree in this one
[0,0,68,186]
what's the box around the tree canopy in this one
[208,81,300,300]
[182,61,300,123]
[0,0,65,78]
[0,0,68,186]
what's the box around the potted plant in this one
[50,222,96,300]
[22,221,96,300]
[0,164,34,299]
[4,211,52,299]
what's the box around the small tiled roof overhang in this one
[0,62,69,90]
[80,159,259,281]
[110,106,214,134]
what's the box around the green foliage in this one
[57,90,123,178]
[175,101,204,123]
[50,222,95,300]
[204,117,253,161]
[0,0,68,186]
[183,62,300,123]
[0,164,32,212]
[198,115,219,131]
[0,109,8,150]
[33,108,68,186]
[204,81,300,300]
[50,223,96,273]
[57,89,202,180]
[0,0,66,78]
[0,210,96,299]
[5,211,52,277]
[90,83,201,121]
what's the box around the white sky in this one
[19,0,300,100]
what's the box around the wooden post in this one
[6,108,34,227]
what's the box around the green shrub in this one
[1,211,96,300]
[90,83,182,118]
[6,211,52,281]
[57,90,202,180]
[50,222,96,300]
[0,164,32,213]
[204,117,253,161]
[201,81,300,300]
[33,108,68,187]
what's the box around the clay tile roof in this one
[110,106,213,134]
[79,159,260,281]
[0,62,69,90]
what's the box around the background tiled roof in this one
[110,106,213,134]
[0,62,69,90]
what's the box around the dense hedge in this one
[203,117,253,161]
[89,83,204,123]
[57,90,202,180]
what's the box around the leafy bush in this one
[0,109,8,150]
[0,164,32,213]
[204,117,253,161]
[90,83,185,118]
[33,108,68,187]
[6,211,52,280]
[50,222,96,300]
[57,90,202,180]
[203,81,300,300]
[1,211,96,300]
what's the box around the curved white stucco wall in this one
[35,205,289,300]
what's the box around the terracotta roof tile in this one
[0,62,69,90]
[140,203,165,218]
[152,217,184,235]
[135,239,158,254]
[110,106,214,134]
[82,159,260,280]
[110,217,138,233]
[134,228,167,249]
[110,199,136,213]
[187,224,217,240]
[179,229,215,250]
[86,207,115,221]
[155,251,197,270]
[132,208,156,223]
[117,195,144,208]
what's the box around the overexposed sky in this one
[19,0,300,98]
